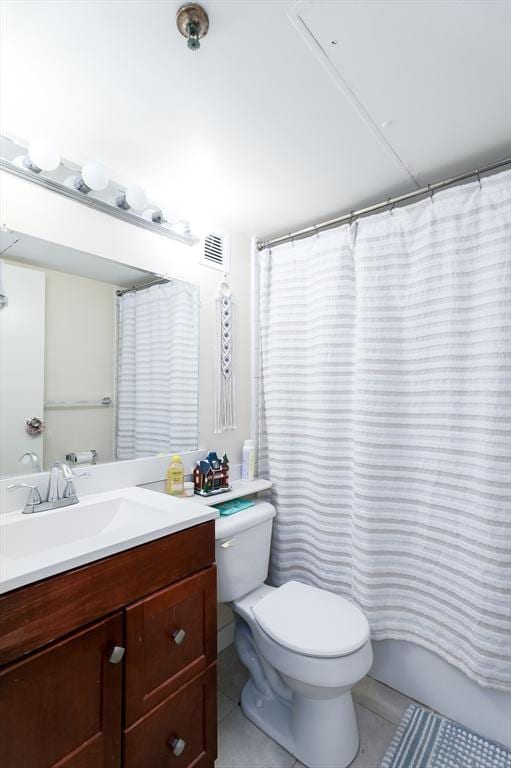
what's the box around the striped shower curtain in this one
[258,169,511,690]
[116,280,199,459]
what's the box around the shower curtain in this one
[258,169,511,690]
[116,280,199,459]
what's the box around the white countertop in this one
[0,486,218,594]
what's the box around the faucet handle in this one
[7,483,43,512]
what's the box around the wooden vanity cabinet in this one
[0,521,217,768]
[0,613,123,768]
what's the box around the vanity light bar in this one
[0,135,198,246]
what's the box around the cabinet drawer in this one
[125,566,216,726]
[124,663,217,768]
[0,613,123,768]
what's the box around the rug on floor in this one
[380,703,511,768]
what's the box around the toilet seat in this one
[252,580,370,658]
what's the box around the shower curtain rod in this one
[115,277,170,297]
[257,156,511,251]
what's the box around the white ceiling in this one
[1,0,510,239]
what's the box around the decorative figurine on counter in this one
[193,451,231,496]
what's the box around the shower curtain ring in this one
[387,198,395,216]
[476,169,482,189]
[289,233,295,247]
[349,211,355,226]
[314,225,320,239]
[428,184,434,203]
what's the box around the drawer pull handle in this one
[170,737,186,756]
[172,628,186,645]
[108,645,125,664]
[220,537,236,549]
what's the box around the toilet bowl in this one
[216,501,373,768]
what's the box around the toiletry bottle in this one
[241,440,256,481]
[166,454,184,495]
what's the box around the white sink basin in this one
[0,486,218,594]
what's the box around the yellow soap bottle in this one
[166,454,184,496]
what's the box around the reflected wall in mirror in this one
[0,230,200,477]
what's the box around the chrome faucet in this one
[8,461,90,514]
[47,460,77,502]
[19,451,41,473]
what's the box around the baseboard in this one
[218,621,235,653]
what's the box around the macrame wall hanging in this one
[215,277,236,433]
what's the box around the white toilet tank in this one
[215,501,276,602]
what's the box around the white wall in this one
[43,267,116,468]
[0,171,252,467]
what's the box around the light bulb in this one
[176,219,192,236]
[152,205,180,225]
[67,162,109,193]
[80,161,108,192]
[116,185,148,211]
[13,139,60,173]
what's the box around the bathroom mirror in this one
[0,230,200,477]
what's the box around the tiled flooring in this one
[216,645,415,768]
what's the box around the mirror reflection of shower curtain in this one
[116,281,199,459]
[258,169,511,691]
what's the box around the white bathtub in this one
[371,639,511,748]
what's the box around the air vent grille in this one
[204,233,224,265]
[200,231,230,272]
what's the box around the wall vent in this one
[199,231,230,273]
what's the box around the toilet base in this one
[240,678,360,768]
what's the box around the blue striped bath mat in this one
[380,704,511,768]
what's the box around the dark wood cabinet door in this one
[0,613,123,768]
[124,664,217,768]
[125,566,216,726]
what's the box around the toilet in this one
[216,501,373,768]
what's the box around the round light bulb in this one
[27,139,60,171]
[153,204,180,225]
[81,161,108,192]
[125,185,147,211]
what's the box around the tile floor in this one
[216,644,416,768]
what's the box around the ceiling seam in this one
[287,0,421,190]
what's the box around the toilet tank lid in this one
[252,581,370,657]
[215,501,276,540]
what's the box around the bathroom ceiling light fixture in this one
[176,4,209,51]
[13,139,60,173]
[1,135,198,246]
[116,185,148,211]
[67,161,109,194]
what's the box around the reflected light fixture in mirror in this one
[65,161,109,194]
[13,139,61,173]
